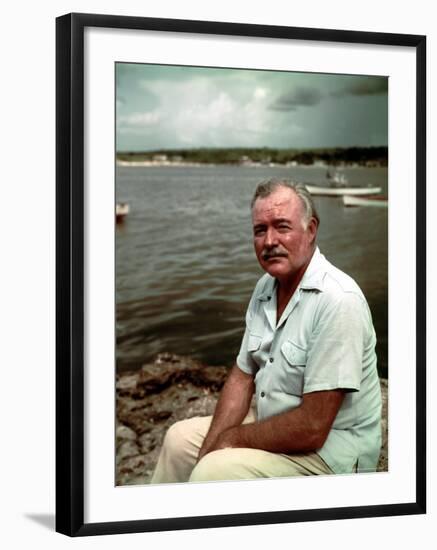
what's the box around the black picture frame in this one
[56,12,426,537]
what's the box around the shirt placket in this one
[257,293,276,404]
[261,288,302,401]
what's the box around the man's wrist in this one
[215,425,246,450]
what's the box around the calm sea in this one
[116,164,388,378]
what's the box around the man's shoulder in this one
[321,258,364,298]
[315,256,375,338]
[315,259,371,317]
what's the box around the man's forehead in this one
[252,188,301,217]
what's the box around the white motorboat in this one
[343,195,388,208]
[305,184,382,196]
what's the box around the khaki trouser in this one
[150,411,333,484]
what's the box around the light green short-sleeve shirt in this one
[237,248,382,474]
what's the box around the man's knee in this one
[189,449,244,482]
[161,418,194,455]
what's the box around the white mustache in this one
[262,248,288,260]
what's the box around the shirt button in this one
[269,357,274,363]
[260,391,266,398]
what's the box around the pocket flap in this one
[280,341,307,365]
[248,334,262,352]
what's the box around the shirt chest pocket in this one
[278,341,307,396]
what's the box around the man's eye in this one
[254,228,265,236]
[278,224,290,231]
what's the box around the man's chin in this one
[262,261,290,277]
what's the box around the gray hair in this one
[251,178,320,228]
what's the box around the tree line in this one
[117,146,388,166]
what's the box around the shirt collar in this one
[299,246,326,291]
[257,277,276,302]
[256,246,326,301]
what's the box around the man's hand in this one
[198,389,345,460]
[197,427,240,461]
[197,436,219,462]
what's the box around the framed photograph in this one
[56,12,426,536]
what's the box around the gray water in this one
[116,164,388,377]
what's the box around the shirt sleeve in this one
[236,326,258,375]
[235,281,263,376]
[303,291,370,394]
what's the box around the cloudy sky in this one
[116,63,388,152]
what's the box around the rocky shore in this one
[116,353,388,485]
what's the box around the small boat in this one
[343,195,388,208]
[116,202,130,223]
[305,184,382,196]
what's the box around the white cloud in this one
[118,111,162,127]
[119,75,304,148]
[169,89,269,146]
[254,87,267,100]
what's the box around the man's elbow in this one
[313,429,330,450]
[306,422,332,450]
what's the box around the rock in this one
[116,424,137,442]
[377,378,388,472]
[116,354,228,400]
[117,455,150,486]
[116,373,139,392]
[116,355,225,484]
[138,432,157,454]
[193,366,229,391]
[117,440,140,465]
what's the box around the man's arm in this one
[198,365,255,461]
[208,389,345,455]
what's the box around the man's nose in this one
[264,227,278,247]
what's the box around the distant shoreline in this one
[116,160,386,169]
[117,159,217,168]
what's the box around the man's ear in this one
[307,217,318,244]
